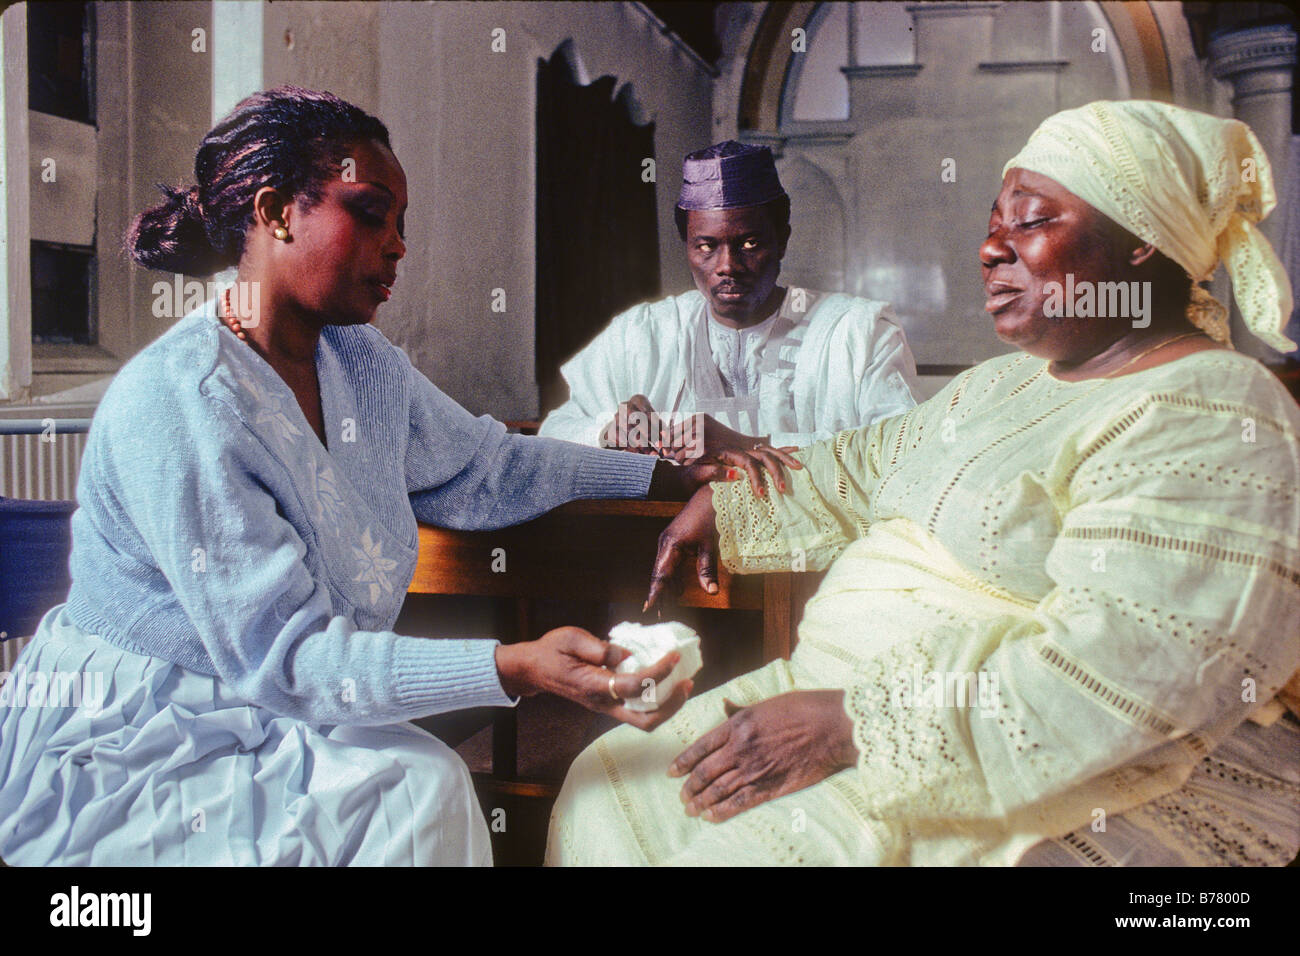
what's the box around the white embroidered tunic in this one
[538,289,920,447]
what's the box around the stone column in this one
[1208,24,1297,361]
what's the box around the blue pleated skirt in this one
[0,605,491,866]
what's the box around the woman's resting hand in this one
[646,485,720,610]
[669,691,859,823]
[494,627,691,732]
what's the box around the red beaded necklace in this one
[219,286,249,341]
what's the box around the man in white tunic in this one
[538,141,919,463]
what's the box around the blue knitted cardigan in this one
[61,301,655,725]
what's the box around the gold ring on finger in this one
[608,673,620,701]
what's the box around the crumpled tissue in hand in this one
[609,621,703,712]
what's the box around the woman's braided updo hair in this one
[126,86,391,276]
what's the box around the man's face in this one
[684,206,788,324]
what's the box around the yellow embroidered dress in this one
[547,349,1300,866]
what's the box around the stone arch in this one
[735,1,1194,136]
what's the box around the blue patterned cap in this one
[676,141,787,211]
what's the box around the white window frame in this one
[1,4,32,403]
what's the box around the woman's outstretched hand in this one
[494,626,691,732]
[645,485,720,611]
[669,691,859,823]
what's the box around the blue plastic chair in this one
[0,495,77,645]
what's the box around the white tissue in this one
[609,621,703,712]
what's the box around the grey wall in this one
[262,1,714,419]
[97,1,214,362]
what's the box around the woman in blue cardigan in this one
[0,87,734,865]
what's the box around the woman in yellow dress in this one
[546,100,1300,866]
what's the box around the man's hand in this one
[495,627,691,732]
[668,691,859,822]
[599,395,663,454]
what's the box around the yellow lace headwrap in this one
[1003,100,1296,353]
